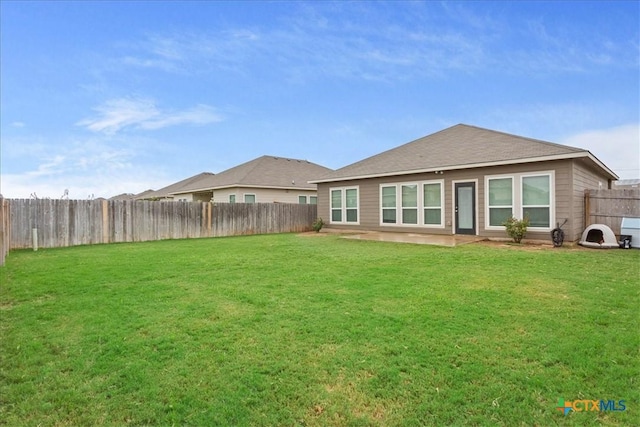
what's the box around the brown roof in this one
[137,172,215,200]
[171,155,332,195]
[312,124,617,182]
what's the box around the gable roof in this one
[137,172,215,200]
[171,155,332,195]
[311,124,617,183]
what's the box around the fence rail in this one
[5,199,317,253]
[585,189,640,236]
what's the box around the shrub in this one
[312,217,324,233]
[503,216,529,243]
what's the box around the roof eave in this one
[309,152,619,184]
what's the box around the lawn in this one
[0,233,638,426]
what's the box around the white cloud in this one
[0,134,168,199]
[11,121,25,128]
[77,97,223,135]
[113,3,638,82]
[560,124,640,179]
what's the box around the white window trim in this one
[243,193,256,203]
[485,175,514,230]
[485,171,554,231]
[520,172,554,230]
[229,194,236,203]
[330,186,360,225]
[379,180,445,228]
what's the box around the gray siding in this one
[319,159,582,242]
[570,160,613,241]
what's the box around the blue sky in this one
[1,1,638,199]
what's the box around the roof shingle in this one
[311,124,611,182]
[172,155,332,194]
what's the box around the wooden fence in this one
[0,198,9,266]
[585,189,640,236]
[5,199,317,251]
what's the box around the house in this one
[136,172,216,201]
[613,179,640,189]
[170,155,333,204]
[310,124,618,242]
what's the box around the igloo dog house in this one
[578,224,619,249]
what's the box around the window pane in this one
[424,183,441,207]
[229,195,236,203]
[523,176,550,205]
[382,209,396,223]
[402,208,418,224]
[489,207,512,226]
[346,209,358,222]
[299,196,307,204]
[402,185,417,207]
[524,207,550,227]
[382,186,396,208]
[331,190,342,208]
[424,208,441,225]
[332,210,342,222]
[244,194,255,203]
[310,196,317,205]
[489,178,512,206]
[346,189,358,208]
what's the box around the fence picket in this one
[4,199,317,251]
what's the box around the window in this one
[309,196,317,205]
[485,172,553,230]
[379,180,443,227]
[522,175,550,227]
[488,177,513,226]
[345,189,358,222]
[423,183,442,225]
[331,189,342,222]
[229,194,236,203]
[330,187,359,224]
[298,196,307,204]
[381,186,396,224]
[244,194,256,203]
[402,184,418,224]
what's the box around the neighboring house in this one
[137,173,215,201]
[613,179,640,189]
[170,155,333,204]
[310,124,619,242]
[109,193,137,201]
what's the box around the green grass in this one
[1,233,638,426]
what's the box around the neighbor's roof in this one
[171,155,333,195]
[137,172,215,200]
[311,124,618,183]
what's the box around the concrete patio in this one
[322,229,485,247]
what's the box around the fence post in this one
[584,189,591,229]
[102,200,109,244]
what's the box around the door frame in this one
[452,180,478,235]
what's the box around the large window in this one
[379,180,444,227]
[310,196,317,205]
[488,177,513,226]
[381,186,396,224]
[402,184,418,224]
[244,194,256,203]
[299,195,307,204]
[522,175,551,227]
[229,194,236,203]
[423,183,442,225]
[486,172,553,230]
[330,187,359,224]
